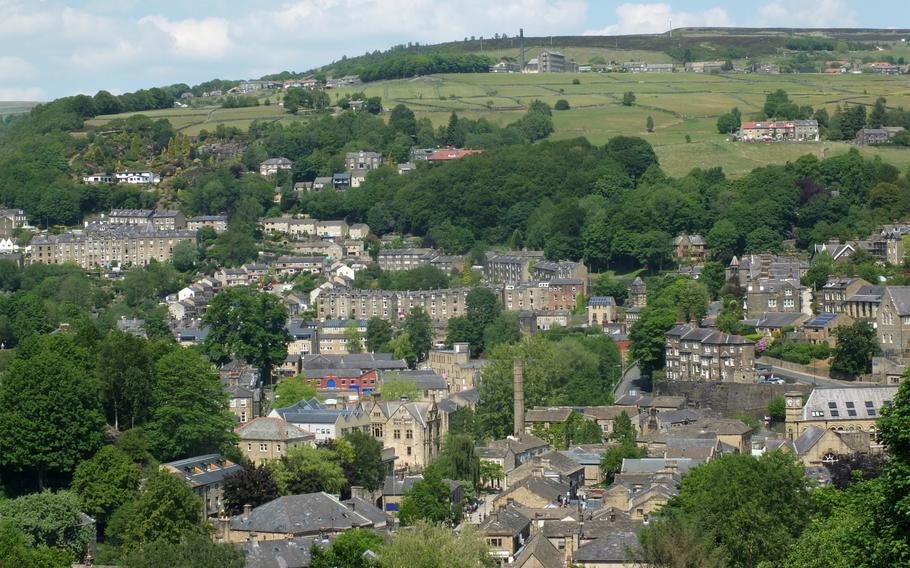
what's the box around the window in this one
[394,429,401,439]
[240,412,247,423]
[846,401,857,417]
[247,443,252,451]
[240,399,247,407]
[406,429,413,440]
[406,447,412,456]
[866,400,876,416]
[768,299,777,308]
[229,399,237,408]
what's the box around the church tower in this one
[784,391,804,440]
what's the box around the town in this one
[2,15,910,568]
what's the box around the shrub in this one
[554,99,571,111]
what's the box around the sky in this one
[0,0,904,101]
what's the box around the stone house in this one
[664,324,755,382]
[671,234,708,262]
[162,454,242,518]
[820,278,871,314]
[803,312,855,347]
[876,286,910,363]
[236,417,315,465]
[587,296,616,326]
[259,157,293,176]
[361,399,444,471]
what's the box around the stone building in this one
[877,286,910,363]
[236,417,315,465]
[361,399,444,471]
[784,386,899,443]
[161,454,242,518]
[627,277,647,309]
[30,223,196,269]
[425,342,486,392]
[664,324,755,382]
[484,251,546,283]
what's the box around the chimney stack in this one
[513,357,524,436]
[519,29,525,71]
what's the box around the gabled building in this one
[671,234,708,262]
[665,324,755,382]
[162,454,242,518]
[236,417,315,465]
[821,278,871,314]
[587,296,617,326]
[784,386,899,442]
[260,157,293,176]
[226,492,384,542]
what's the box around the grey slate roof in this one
[886,286,910,316]
[230,493,373,535]
[800,385,898,421]
[341,496,390,528]
[162,454,242,488]
[236,417,314,442]
[513,533,563,568]
[587,296,616,307]
[479,506,531,536]
[621,457,698,474]
[240,536,330,568]
[574,531,640,563]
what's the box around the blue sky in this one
[0,0,903,100]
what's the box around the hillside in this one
[0,101,41,118]
[315,27,910,78]
[85,70,910,177]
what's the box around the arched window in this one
[822,452,837,463]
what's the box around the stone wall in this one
[657,381,813,415]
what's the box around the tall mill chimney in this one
[513,357,524,436]
[519,28,525,71]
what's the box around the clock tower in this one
[784,391,804,440]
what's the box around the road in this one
[765,364,869,388]
[613,362,643,399]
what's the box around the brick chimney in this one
[513,358,525,436]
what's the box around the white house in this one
[114,171,160,185]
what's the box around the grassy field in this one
[84,71,910,176]
[0,101,39,117]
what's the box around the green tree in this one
[831,321,878,377]
[482,312,521,351]
[629,307,679,378]
[366,317,393,352]
[344,321,364,353]
[717,112,740,134]
[610,411,636,445]
[311,529,383,568]
[388,104,417,137]
[690,260,722,297]
[270,446,348,495]
[554,99,570,111]
[72,446,141,529]
[344,430,386,491]
[0,490,95,561]
[434,434,480,491]
[379,375,421,401]
[274,374,318,407]
[479,461,505,490]
[643,452,811,568]
[387,332,418,367]
[605,135,658,180]
[802,253,834,291]
[106,470,204,552]
[97,331,155,430]
[646,115,655,132]
[403,307,432,363]
[0,520,72,568]
[203,286,290,386]
[171,240,199,273]
[121,533,244,568]
[0,337,105,489]
[745,226,783,253]
[622,91,636,106]
[600,441,647,484]
[145,347,235,462]
[706,219,740,263]
[768,395,786,423]
[222,461,279,516]
[398,469,456,526]
[379,521,494,568]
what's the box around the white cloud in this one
[758,0,858,27]
[584,3,733,35]
[140,16,233,58]
[0,87,44,101]
[0,56,34,80]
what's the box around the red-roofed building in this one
[427,148,483,162]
